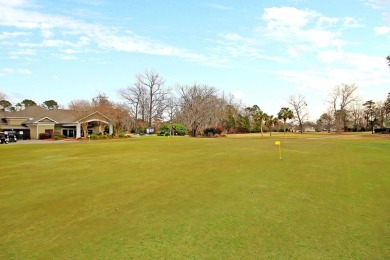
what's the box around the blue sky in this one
[1,0,389,120]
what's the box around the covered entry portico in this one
[75,111,113,139]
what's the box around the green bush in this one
[53,135,62,140]
[203,126,224,137]
[203,128,215,136]
[53,132,64,140]
[159,124,187,136]
[118,132,132,138]
[135,127,146,135]
[203,126,223,135]
[88,133,112,140]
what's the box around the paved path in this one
[1,139,80,145]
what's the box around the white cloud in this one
[18,69,32,74]
[215,7,353,65]
[365,0,382,8]
[10,49,36,56]
[233,91,244,100]
[317,17,339,27]
[304,29,343,48]
[212,39,287,63]
[317,50,344,62]
[41,29,54,38]
[59,55,79,60]
[0,0,29,7]
[0,2,207,63]
[364,0,390,9]
[0,67,31,76]
[287,45,311,57]
[279,52,390,98]
[260,7,348,53]
[221,33,262,45]
[63,49,77,54]
[262,7,320,30]
[374,26,390,34]
[0,31,30,39]
[3,68,14,73]
[42,39,75,47]
[343,17,363,28]
[275,65,388,119]
[206,3,231,10]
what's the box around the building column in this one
[76,123,81,138]
[109,124,113,135]
[35,125,39,140]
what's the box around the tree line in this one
[1,65,390,137]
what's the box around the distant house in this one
[0,106,113,140]
[291,126,316,133]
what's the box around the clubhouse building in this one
[0,106,113,140]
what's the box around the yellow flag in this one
[275,140,282,159]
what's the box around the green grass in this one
[1,133,390,259]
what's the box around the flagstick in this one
[279,143,282,159]
[275,140,282,159]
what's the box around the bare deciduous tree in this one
[135,69,169,127]
[0,91,6,101]
[68,99,92,112]
[165,95,179,123]
[119,82,147,123]
[176,84,218,137]
[92,93,113,115]
[81,121,89,138]
[328,83,358,133]
[68,99,95,137]
[349,100,364,131]
[111,103,132,136]
[288,94,308,133]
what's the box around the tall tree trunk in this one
[148,90,153,127]
[260,123,263,137]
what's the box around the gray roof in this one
[2,106,89,124]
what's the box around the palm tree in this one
[272,117,279,135]
[254,110,267,137]
[277,107,294,136]
[265,115,278,136]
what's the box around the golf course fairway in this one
[1,133,389,258]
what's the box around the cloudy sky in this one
[1,0,389,119]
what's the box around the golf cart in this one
[0,131,17,144]
[0,132,8,144]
